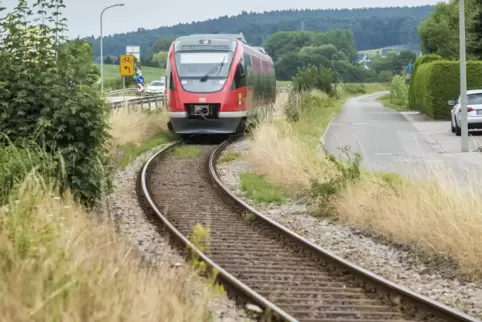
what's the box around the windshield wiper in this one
[199,56,226,82]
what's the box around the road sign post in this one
[122,76,126,109]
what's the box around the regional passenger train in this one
[164,33,277,135]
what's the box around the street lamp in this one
[100,3,124,93]
[459,0,469,152]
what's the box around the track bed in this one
[144,143,424,322]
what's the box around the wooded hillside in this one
[85,6,434,60]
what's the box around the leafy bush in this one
[311,145,362,209]
[377,70,393,83]
[105,75,137,91]
[408,53,442,111]
[389,75,408,107]
[342,84,367,95]
[0,142,58,204]
[284,90,331,122]
[410,59,482,119]
[0,1,110,206]
[292,64,334,96]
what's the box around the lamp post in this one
[100,3,124,93]
[459,0,469,152]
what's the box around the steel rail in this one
[139,140,298,322]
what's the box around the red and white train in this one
[164,33,277,135]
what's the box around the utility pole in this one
[459,0,469,152]
[100,3,125,93]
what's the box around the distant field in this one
[95,64,165,84]
[358,45,409,57]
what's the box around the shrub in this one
[292,64,334,96]
[342,83,367,95]
[410,60,482,119]
[284,90,331,122]
[389,75,409,107]
[0,142,57,204]
[408,53,442,110]
[377,70,393,83]
[0,2,110,206]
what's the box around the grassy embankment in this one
[242,81,482,281]
[0,107,225,320]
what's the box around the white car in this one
[449,89,482,136]
[145,80,165,96]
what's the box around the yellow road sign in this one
[120,55,134,76]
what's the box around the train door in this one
[243,52,254,111]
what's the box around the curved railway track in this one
[136,137,480,322]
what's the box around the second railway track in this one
[137,137,480,322]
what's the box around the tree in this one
[152,51,168,68]
[104,56,114,64]
[418,0,480,59]
[0,0,110,206]
[84,6,435,59]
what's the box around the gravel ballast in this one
[108,145,253,322]
[216,137,482,319]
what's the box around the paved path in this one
[323,92,482,186]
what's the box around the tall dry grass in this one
[0,175,217,321]
[247,89,482,280]
[108,106,169,147]
[333,169,482,279]
[0,106,219,320]
[246,90,339,195]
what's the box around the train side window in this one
[233,63,247,89]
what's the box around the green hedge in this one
[410,60,482,119]
[408,54,441,111]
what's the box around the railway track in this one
[137,137,480,322]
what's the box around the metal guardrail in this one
[106,88,138,97]
[110,94,165,109]
[107,87,291,109]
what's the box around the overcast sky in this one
[2,0,443,38]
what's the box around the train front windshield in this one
[174,51,234,93]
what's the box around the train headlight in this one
[238,93,242,105]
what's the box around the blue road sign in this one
[136,75,145,84]
[407,65,413,73]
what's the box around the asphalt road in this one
[323,92,482,186]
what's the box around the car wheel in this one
[455,119,461,136]
[451,118,455,133]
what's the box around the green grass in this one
[277,80,291,87]
[173,146,203,158]
[240,172,287,204]
[118,131,176,169]
[96,64,166,84]
[377,93,409,111]
[217,152,242,164]
[339,83,388,96]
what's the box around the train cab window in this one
[233,62,247,89]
